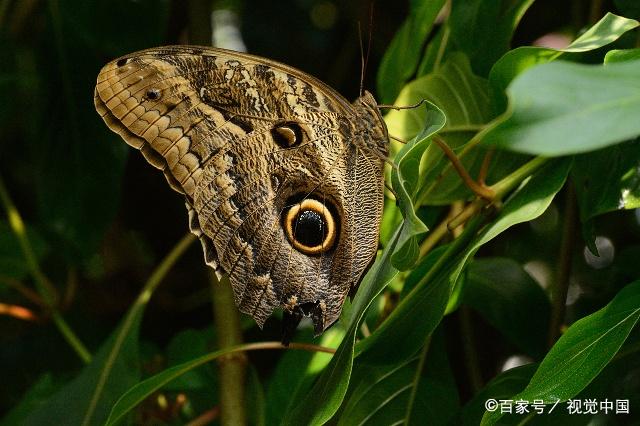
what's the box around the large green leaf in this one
[105,344,256,426]
[488,12,639,114]
[448,0,536,76]
[482,60,640,155]
[269,329,343,426]
[464,258,551,358]
[385,53,489,142]
[339,328,458,425]
[23,313,142,426]
[390,102,446,270]
[482,280,640,425]
[376,0,446,104]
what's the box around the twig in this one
[0,275,48,308]
[186,406,220,426]
[0,303,40,322]
[433,137,495,200]
[547,182,576,348]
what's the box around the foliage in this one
[1,0,640,425]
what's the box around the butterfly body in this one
[94,46,388,337]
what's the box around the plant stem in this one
[433,137,495,199]
[460,305,483,392]
[448,156,550,230]
[547,182,576,348]
[212,274,247,426]
[490,156,549,199]
[0,174,91,363]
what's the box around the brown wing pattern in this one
[94,46,388,334]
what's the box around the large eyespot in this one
[283,198,337,255]
[271,122,303,148]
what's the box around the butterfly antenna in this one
[363,3,374,90]
[358,21,365,97]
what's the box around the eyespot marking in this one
[146,88,161,100]
[271,122,303,148]
[282,198,338,255]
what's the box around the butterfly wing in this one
[94,46,386,334]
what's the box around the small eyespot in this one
[116,58,128,67]
[271,122,303,148]
[146,88,161,101]
[283,198,337,255]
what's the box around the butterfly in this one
[94,46,389,342]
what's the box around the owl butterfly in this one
[94,46,388,343]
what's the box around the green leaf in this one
[489,12,640,113]
[105,344,250,426]
[572,140,640,223]
[0,374,60,426]
[376,0,446,103]
[482,60,640,155]
[385,53,489,142]
[565,12,639,52]
[464,258,551,358]
[338,356,422,425]
[354,253,452,365]
[340,328,458,425]
[164,327,216,391]
[390,102,446,270]
[448,0,536,76]
[283,227,402,425]
[481,279,640,425]
[267,328,342,426]
[24,312,142,426]
[605,48,640,63]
